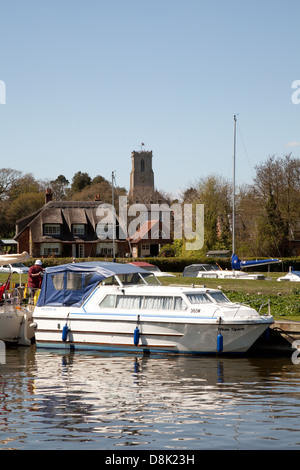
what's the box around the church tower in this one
[129,149,154,202]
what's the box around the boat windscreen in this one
[208,291,230,303]
[140,272,161,285]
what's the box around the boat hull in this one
[0,306,35,345]
[0,307,23,344]
[34,313,272,355]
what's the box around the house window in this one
[44,224,61,235]
[41,243,62,256]
[141,244,150,256]
[141,159,145,172]
[72,224,85,235]
[97,243,114,256]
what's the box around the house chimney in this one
[45,188,53,204]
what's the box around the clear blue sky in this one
[0,0,299,197]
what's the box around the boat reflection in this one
[32,349,297,419]
[0,347,299,449]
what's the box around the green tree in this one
[70,171,91,194]
[251,153,300,256]
[8,173,41,200]
[7,192,45,234]
[50,174,70,200]
[182,175,232,255]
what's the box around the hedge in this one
[23,256,297,273]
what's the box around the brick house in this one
[128,218,173,258]
[14,189,127,259]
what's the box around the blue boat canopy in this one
[36,262,148,307]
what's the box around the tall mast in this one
[112,170,116,261]
[232,114,237,255]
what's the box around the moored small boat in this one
[32,261,273,355]
[277,267,300,282]
[182,263,266,280]
[0,251,34,345]
[0,305,34,345]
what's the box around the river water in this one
[0,346,299,451]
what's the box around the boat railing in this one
[168,284,207,288]
[234,298,271,316]
[0,286,28,308]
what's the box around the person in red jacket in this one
[28,260,44,300]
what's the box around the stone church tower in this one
[129,150,154,202]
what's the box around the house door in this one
[72,244,84,258]
[150,244,159,256]
[77,244,84,258]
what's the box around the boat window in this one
[140,273,161,286]
[99,294,116,308]
[201,265,209,271]
[101,276,119,286]
[183,266,200,276]
[198,264,221,272]
[208,291,230,303]
[143,296,173,310]
[116,295,142,309]
[186,293,212,304]
[99,294,187,310]
[174,296,187,310]
[210,265,221,271]
[51,272,95,291]
[66,272,82,290]
[51,273,64,290]
[117,273,145,285]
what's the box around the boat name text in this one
[218,327,245,332]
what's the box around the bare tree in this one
[0,168,22,200]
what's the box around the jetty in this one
[253,320,300,354]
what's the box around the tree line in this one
[178,153,300,258]
[1,153,300,258]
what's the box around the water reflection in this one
[0,347,299,449]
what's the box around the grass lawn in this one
[2,271,299,321]
[160,272,300,321]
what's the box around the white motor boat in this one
[32,262,273,355]
[0,251,34,345]
[183,264,266,280]
[277,268,300,282]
